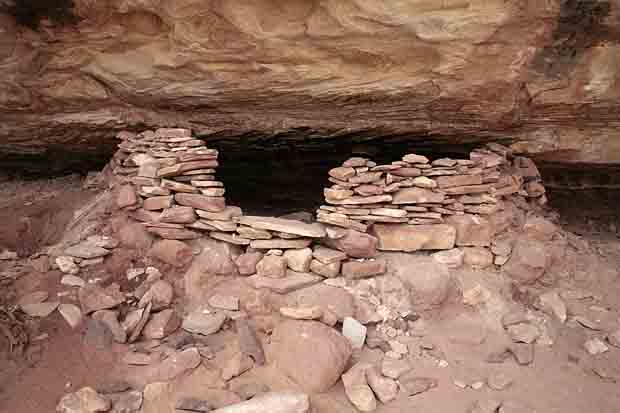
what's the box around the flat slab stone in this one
[246,271,322,294]
[392,187,445,204]
[175,193,226,212]
[372,224,456,252]
[249,239,312,250]
[238,216,326,238]
[64,242,111,259]
[435,174,482,188]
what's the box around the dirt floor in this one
[1,174,620,413]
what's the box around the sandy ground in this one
[0,175,620,413]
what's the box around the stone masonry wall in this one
[109,128,547,280]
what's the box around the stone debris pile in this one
[111,128,239,241]
[316,144,547,265]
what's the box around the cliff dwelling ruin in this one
[1,1,620,413]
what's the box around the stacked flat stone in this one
[316,144,546,257]
[112,128,241,240]
[223,215,327,250]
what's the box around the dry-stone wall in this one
[110,128,546,279]
[317,145,546,266]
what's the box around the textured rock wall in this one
[1,0,620,166]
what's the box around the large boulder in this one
[269,320,352,393]
[385,254,453,310]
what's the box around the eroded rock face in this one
[1,1,620,166]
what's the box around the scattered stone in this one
[507,323,540,344]
[283,248,313,272]
[584,338,609,355]
[176,397,210,412]
[508,344,534,365]
[501,309,529,328]
[342,317,367,349]
[142,309,181,340]
[79,257,105,267]
[342,363,377,412]
[398,374,438,396]
[108,390,143,413]
[366,366,398,404]
[222,352,254,381]
[607,330,620,348]
[21,301,60,317]
[122,351,160,366]
[57,387,111,413]
[280,306,323,320]
[138,280,174,311]
[84,318,115,349]
[182,310,227,336]
[499,401,535,413]
[210,392,310,413]
[58,304,83,328]
[230,383,270,401]
[256,255,287,278]
[381,358,412,379]
[208,294,240,311]
[65,242,111,259]
[487,371,513,390]
[503,238,549,284]
[60,274,85,287]
[536,291,567,323]
[467,399,502,413]
[431,248,464,269]
[574,316,600,331]
[92,310,126,343]
[126,268,145,281]
[246,272,321,294]
[56,256,80,274]
[138,348,202,385]
[270,320,352,393]
[129,302,152,343]
[342,259,387,279]
[148,240,194,267]
[17,291,48,306]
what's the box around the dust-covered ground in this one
[1,174,620,413]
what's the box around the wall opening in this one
[210,138,480,216]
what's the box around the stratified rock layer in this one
[1,1,620,167]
